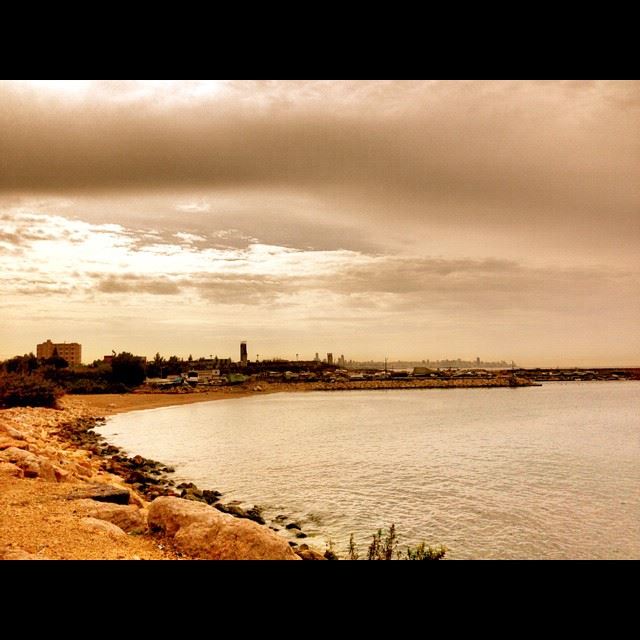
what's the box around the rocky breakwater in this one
[259,376,536,394]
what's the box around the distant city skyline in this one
[1,80,639,367]
[2,335,633,370]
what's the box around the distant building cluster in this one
[30,337,513,380]
[26,338,637,387]
[36,339,82,366]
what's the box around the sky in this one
[1,79,638,366]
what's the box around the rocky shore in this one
[1,377,534,560]
[0,398,317,560]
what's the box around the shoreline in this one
[0,375,535,560]
[68,376,537,416]
[0,396,306,559]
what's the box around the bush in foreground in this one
[0,373,63,408]
[343,524,447,560]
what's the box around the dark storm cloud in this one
[319,256,640,317]
[1,80,638,238]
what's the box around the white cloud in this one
[9,80,228,106]
[175,200,211,213]
[174,232,207,244]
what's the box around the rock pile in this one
[0,399,327,560]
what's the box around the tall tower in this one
[240,341,248,367]
[327,353,333,365]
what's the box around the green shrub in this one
[367,524,399,560]
[0,373,63,408]
[405,542,448,560]
[347,533,360,560]
[349,524,447,561]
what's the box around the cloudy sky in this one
[1,80,638,366]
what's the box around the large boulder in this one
[74,499,147,533]
[149,496,218,537]
[148,497,299,560]
[68,484,131,505]
[0,447,57,481]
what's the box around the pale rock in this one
[75,462,93,478]
[0,447,57,482]
[6,427,25,440]
[79,517,127,537]
[75,499,147,533]
[148,497,299,560]
[53,466,71,482]
[0,462,24,478]
[68,483,130,504]
[148,496,214,536]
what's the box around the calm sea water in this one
[96,382,640,559]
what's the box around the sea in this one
[96,381,640,559]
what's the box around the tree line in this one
[0,351,189,408]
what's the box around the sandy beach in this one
[66,387,263,416]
